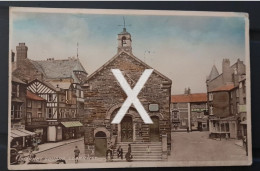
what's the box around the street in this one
[32,131,247,164]
[35,139,85,164]
[169,131,247,161]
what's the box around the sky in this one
[11,11,246,94]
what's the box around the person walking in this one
[125,144,133,162]
[117,145,123,159]
[106,143,113,160]
[74,146,80,163]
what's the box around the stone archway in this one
[94,127,110,157]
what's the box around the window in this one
[173,103,177,109]
[37,101,42,109]
[243,97,246,104]
[27,100,32,108]
[173,111,178,119]
[236,89,239,98]
[81,91,84,98]
[48,94,53,102]
[16,84,20,97]
[202,123,207,128]
[47,108,52,118]
[26,112,32,124]
[15,105,22,119]
[243,82,246,94]
[230,92,233,99]
[38,113,42,118]
[209,93,213,101]
[231,104,233,114]
[236,102,239,113]
[11,105,14,119]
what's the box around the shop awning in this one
[61,121,83,128]
[11,129,36,138]
[240,120,247,125]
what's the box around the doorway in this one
[150,116,160,142]
[121,116,133,142]
[95,131,107,157]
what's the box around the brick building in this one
[171,90,208,131]
[206,59,246,139]
[83,27,172,160]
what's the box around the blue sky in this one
[11,11,246,94]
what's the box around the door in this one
[121,116,133,142]
[95,131,107,157]
[150,116,160,142]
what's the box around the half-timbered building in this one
[12,43,88,142]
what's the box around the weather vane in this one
[118,16,131,30]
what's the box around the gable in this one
[27,79,56,94]
[86,51,172,84]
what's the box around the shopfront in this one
[60,121,83,140]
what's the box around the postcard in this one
[8,7,251,170]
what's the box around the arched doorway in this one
[121,116,133,142]
[150,116,160,142]
[95,131,107,157]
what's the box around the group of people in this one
[106,143,133,162]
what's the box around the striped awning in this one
[61,121,83,128]
[11,129,36,138]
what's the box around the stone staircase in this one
[111,141,163,162]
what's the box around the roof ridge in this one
[86,50,172,83]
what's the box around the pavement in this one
[22,137,84,157]
[169,131,248,162]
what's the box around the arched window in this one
[95,131,106,138]
[122,36,127,47]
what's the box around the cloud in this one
[11,12,246,94]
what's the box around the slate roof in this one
[207,65,219,81]
[209,84,235,92]
[171,93,207,103]
[26,90,45,101]
[30,58,87,81]
[12,75,26,84]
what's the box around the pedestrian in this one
[146,145,151,154]
[225,133,229,140]
[125,144,133,162]
[74,146,80,163]
[117,145,123,159]
[28,150,36,161]
[106,143,113,160]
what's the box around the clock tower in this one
[117,27,132,54]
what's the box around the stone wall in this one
[84,52,172,148]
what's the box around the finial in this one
[118,16,131,32]
[77,42,79,59]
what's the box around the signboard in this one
[149,104,159,112]
[239,104,247,113]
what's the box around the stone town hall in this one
[83,27,172,160]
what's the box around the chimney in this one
[16,43,28,66]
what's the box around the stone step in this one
[110,158,163,162]
[117,142,161,144]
